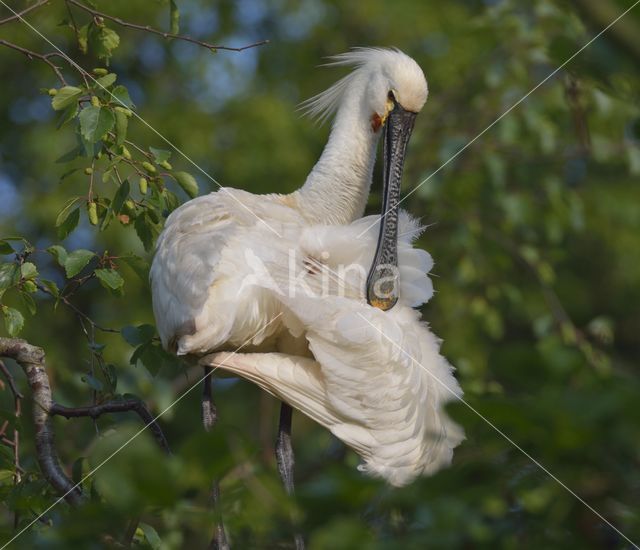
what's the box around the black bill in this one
[366,103,417,310]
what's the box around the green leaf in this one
[59,168,79,182]
[55,197,82,227]
[114,109,128,147]
[169,0,180,34]
[41,279,60,298]
[20,262,38,280]
[77,24,89,53]
[20,292,37,315]
[55,145,82,164]
[2,307,24,336]
[0,263,19,291]
[51,86,83,111]
[111,85,134,109]
[149,147,171,164]
[95,268,124,291]
[130,342,169,376]
[101,363,117,392]
[57,208,80,240]
[160,189,180,215]
[46,245,68,267]
[64,249,95,278]
[139,522,162,550]
[173,171,198,198]
[121,324,155,346]
[89,25,120,60]
[112,180,130,214]
[79,106,115,143]
[80,132,99,158]
[56,103,79,129]
[120,254,149,282]
[0,241,14,255]
[134,213,158,251]
[94,73,117,89]
[129,342,148,366]
[102,169,114,184]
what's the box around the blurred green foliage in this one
[1,0,639,547]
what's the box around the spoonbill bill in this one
[150,48,463,496]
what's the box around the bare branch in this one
[0,39,67,84]
[0,0,50,26]
[66,0,269,52]
[0,337,82,506]
[51,399,171,455]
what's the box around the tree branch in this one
[0,0,50,26]
[0,337,82,505]
[51,399,171,455]
[66,0,269,52]
[0,39,67,84]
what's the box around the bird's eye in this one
[387,90,396,102]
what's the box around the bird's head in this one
[301,49,428,311]
[361,48,428,132]
[301,47,428,130]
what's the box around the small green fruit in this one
[142,161,157,174]
[88,201,98,225]
[115,106,133,117]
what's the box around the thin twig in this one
[63,0,80,43]
[66,0,269,52]
[0,39,67,84]
[0,359,24,401]
[36,282,119,334]
[0,0,49,26]
[51,399,171,455]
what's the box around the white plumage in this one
[150,48,463,487]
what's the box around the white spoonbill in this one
[150,48,463,493]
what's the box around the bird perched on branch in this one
[151,48,463,497]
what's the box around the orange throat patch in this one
[371,113,383,132]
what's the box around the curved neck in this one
[294,81,381,225]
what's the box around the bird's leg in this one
[202,366,227,549]
[202,365,217,431]
[208,481,230,550]
[275,402,304,550]
[275,402,295,494]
